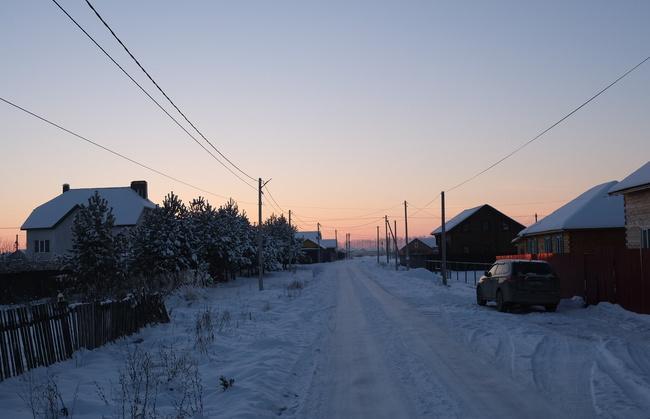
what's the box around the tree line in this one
[69,191,302,298]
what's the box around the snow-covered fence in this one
[0,294,169,381]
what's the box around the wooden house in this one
[431,204,524,263]
[514,181,626,254]
[609,161,650,249]
[399,237,437,268]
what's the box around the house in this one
[431,204,525,262]
[608,161,650,249]
[320,239,338,262]
[295,231,338,263]
[399,237,437,268]
[21,181,155,260]
[514,181,625,254]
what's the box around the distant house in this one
[399,237,437,268]
[320,239,338,262]
[608,161,650,249]
[21,181,155,260]
[431,204,525,262]
[514,181,625,254]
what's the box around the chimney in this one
[130,180,148,199]
[62,183,70,193]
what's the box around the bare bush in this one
[117,346,159,419]
[17,371,74,419]
[158,345,204,418]
[194,307,215,354]
[285,279,304,297]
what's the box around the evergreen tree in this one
[70,191,122,297]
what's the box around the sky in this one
[1,0,649,248]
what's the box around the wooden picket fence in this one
[0,294,169,381]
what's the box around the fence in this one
[0,294,169,381]
[425,260,493,286]
[497,249,650,314]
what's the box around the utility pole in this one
[394,220,398,271]
[535,213,538,223]
[258,178,263,290]
[14,234,18,253]
[404,200,410,270]
[317,222,321,263]
[385,216,389,264]
[441,191,448,286]
[288,209,293,271]
[376,225,380,264]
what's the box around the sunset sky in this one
[1,0,649,247]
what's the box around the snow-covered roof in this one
[415,237,437,249]
[431,205,484,235]
[609,161,650,195]
[21,187,155,230]
[296,231,321,242]
[518,181,624,237]
[320,239,337,249]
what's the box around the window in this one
[554,235,564,254]
[513,262,552,276]
[643,229,650,249]
[531,239,538,254]
[462,223,471,232]
[495,263,510,276]
[488,264,499,276]
[544,237,553,253]
[502,222,510,231]
[33,240,50,253]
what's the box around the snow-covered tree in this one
[69,191,124,296]
[130,192,194,279]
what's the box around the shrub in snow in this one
[219,376,235,391]
[194,307,215,354]
[18,371,77,419]
[117,346,159,419]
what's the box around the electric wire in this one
[49,0,256,191]
[83,0,256,183]
[0,96,255,205]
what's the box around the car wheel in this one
[476,287,487,306]
[545,303,558,312]
[496,290,508,313]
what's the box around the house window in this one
[462,223,470,232]
[34,240,50,253]
[643,229,650,249]
[544,237,552,253]
[554,235,564,254]
[502,222,510,231]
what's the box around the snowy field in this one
[1,258,650,418]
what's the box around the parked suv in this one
[476,260,560,312]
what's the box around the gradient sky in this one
[1,0,649,247]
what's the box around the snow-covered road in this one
[296,261,562,418]
[2,258,650,418]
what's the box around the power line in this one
[263,185,284,214]
[49,0,256,191]
[83,0,256,183]
[0,96,255,205]
[445,55,650,193]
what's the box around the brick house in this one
[609,161,650,249]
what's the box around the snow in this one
[2,258,650,417]
[518,181,624,236]
[431,205,483,235]
[295,231,320,242]
[21,188,155,230]
[319,239,337,249]
[408,236,437,249]
[609,161,650,194]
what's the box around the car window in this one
[494,264,507,276]
[488,264,499,276]
[513,262,552,275]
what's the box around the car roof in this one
[497,259,550,264]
